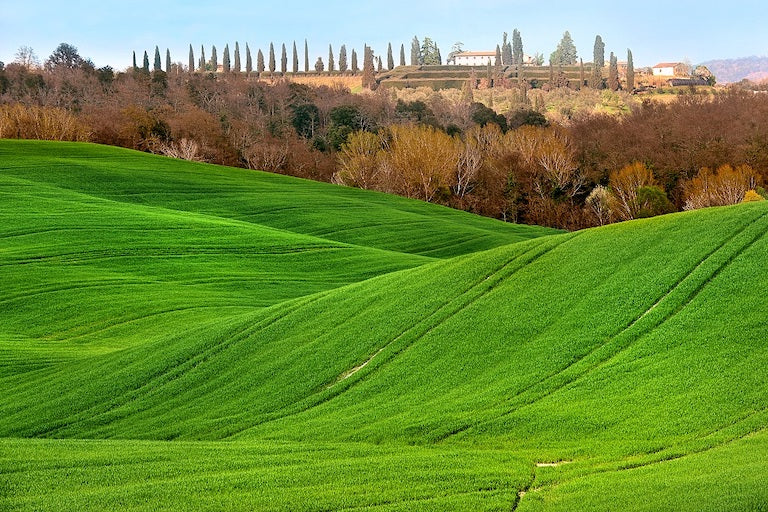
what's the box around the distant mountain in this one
[700,56,768,83]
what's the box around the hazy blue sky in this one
[2,0,767,70]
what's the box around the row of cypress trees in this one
[132,41,409,76]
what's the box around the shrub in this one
[0,104,90,141]
[743,189,765,202]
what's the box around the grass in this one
[2,140,768,510]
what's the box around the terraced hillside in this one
[2,140,767,511]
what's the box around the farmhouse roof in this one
[653,62,683,68]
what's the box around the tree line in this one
[1,43,764,230]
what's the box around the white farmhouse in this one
[449,51,535,66]
[450,51,496,66]
[652,62,689,77]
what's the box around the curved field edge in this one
[0,438,531,512]
[0,139,561,259]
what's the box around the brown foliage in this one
[0,104,90,141]
[683,164,761,210]
[608,162,656,220]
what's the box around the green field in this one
[1,140,767,511]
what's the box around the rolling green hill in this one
[1,140,767,511]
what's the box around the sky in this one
[2,0,767,71]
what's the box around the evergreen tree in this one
[512,29,523,65]
[153,46,161,71]
[292,41,299,73]
[211,45,218,72]
[328,44,335,72]
[411,36,420,65]
[377,56,383,72]
[234,42,241,73]
[223,44,231,73]
[257,49,265,74]
[593,35,605,68]
[315,57,324,72]
[550,31,577,66]
[399,44,406,66]
[461,77,474,103]
[143,51,150,72]
[421,37,440,65]
[502,32,511,65]
[281,43,287,73]
[580,58,585,88]
[199,45,205,72]
[339,45,348,72]
[132,51,137,71]
[166,49,171,73]
[351,49,359,73]
[387,43,394,70]
[188,45,194,73]
[437,48,442,65]
[608,52,619,91]
[268,43,275,73]
[626,49,635,91]
[494,45,502,75]
[304,39,309,72]
[362,45,375,89]
[246,44,253,75]
[591,35,605,88]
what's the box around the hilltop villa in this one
[449,51,534,66]
[652,62,689,77]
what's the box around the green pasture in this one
[1,140,767,510]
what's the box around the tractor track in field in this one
[438,208,768,442]
[226,233,580,439]
[24,293,328,438]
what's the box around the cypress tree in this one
[362,45,375,89]
[591,35,605,88]
[437,48,442,65]
[223,44,231,73]
[292,41,299,73]
[234,42,241,73]
[257,49,265,74]
[315,57,324,72]
[339,45,348,72]
[153,46,161,71]
[143,51,150,72]
[494,45,502,75]
[246,44,252,76]
[626,49,635,91]
[387,43,394,70]
[411,36,420,65]
[399,44,406,66]
[351,49,359,73]
[268,43,275,73]
[580,58,585,89]
[593,35,605,68]
[304,39,309,72]
[199,45,205,72]
[512,29,523,65]
[132,51,137,71]
[281,43,287,73]
[188,45,194,73]
[502,32,511,65]
[328,44,335,72]
[211,45,218,72]
[608,52,619,91]
[377,56,383,72]
[165,49,171,73]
